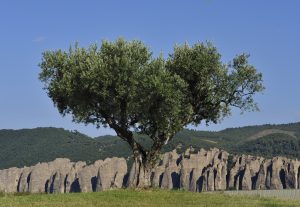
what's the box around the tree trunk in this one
[127,152,155,188]
[126,140,164,188]
[127,158,151,188]
[108,121,167,188]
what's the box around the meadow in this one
[0,189,300,207]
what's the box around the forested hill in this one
[0,122,300,169]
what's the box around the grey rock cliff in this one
[18,167,32,193]
[96,157,127,191]
[0,157,127,193]
[1,148,300,193]
[0,167,22,193]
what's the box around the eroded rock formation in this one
[1,148,300,193]
[0,157,127,193]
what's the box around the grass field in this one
[1,190,300,207]
[225,189,300,201]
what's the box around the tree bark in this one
[127,139,165,188]
[127,155,153,188]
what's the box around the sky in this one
[0,0,299,137]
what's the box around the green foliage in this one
[39,39,152,128]
[235,134,300,159]
[38,39,191,138]
[166,44,264,124]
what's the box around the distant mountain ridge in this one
[0,122,300,169]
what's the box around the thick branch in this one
[106,117,147,159]
[146,131,175,167]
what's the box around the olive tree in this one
[39,38,264,187]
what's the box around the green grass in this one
[0,189,299,207]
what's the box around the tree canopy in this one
[39,38,264,187]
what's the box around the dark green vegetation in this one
[0,128,108,169]
[1,122,300,170]
[0,189,299,207]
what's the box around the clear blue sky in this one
[0,0,299,137]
